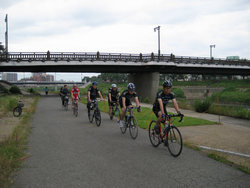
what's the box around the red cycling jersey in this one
[71,88,80,99]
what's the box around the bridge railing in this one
[0,51,249,66]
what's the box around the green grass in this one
[0,96,40,187]
[80,99,217,130]
[0,95,19,114]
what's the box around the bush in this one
[9,86,22,95]
[193,98,213,113]
[3,88,10,95]
[222,86,236,93]
[144,97,150,104]
[235,106,248,118]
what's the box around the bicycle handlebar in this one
[162,114,184,122]
[124,106,141,113]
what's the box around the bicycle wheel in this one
[120,119,127,134]
[114,108,120,121]
[167,126,183,157]
[129,116,138,139]
[65,102,68,111]
[148,120,160,147]
[13,107,21,117]
[95,108,101,126]
[75,105,78,117]
[89,110,94,123]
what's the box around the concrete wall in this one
[128,72,159,104]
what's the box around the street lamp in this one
[210,45,215,58]
[154,26,161,58]
[5,14,8,55]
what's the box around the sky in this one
[1,0,250,81]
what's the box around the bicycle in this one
[120,106,140,139]
[13,100,24,117]
[110,101,120,121]
[62,94,69,111]
[72,98,81,117]
[148,114,184,157]
[88,99,102,126]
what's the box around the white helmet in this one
[111,84,117,88]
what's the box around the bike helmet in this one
[128,83,136,91]
[111,84,117,88]
[73,83,77,86]
[92,81,98,85]
[163,80,172,87]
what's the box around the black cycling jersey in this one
[88,86,100,100]
[153,90,176,109]
[108,88,120,101]
[61,88,69,95]
[119,90,138,101]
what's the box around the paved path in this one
[12,96,250,187]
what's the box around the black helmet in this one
[128,83,136,91]
[163,80,172,87]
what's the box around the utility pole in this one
[5,14,8,55]
[154,26,161,59]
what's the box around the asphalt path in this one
[12,95,250,188]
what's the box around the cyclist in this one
[108,84,121,119]
[87,81,103,115]
[118,83,141,127]
[152,80,183,144]
[61,85,69,108]
[71,84,81,109]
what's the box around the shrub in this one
[235,106,248,118]
[222,86,236,93]
[3,88,10,95]
[193,98,212,113]
[9,86,22,95]
[144,97,150,104]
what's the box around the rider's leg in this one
[109,106,112,116]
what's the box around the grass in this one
[0,95,19,115]
[80,99,218,130]
[207,151,250,175]
[0,96,39,188]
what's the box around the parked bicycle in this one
[148,114,184,157]
[120,106,140,139]
[62,94,69,111]
[110,101,120,121]
[13,100,24,117]
[88,99,102,126]
[72,98,81,117]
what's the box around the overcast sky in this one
[1,0,250,81]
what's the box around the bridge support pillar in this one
[128,72,159,104]
[55,84,58,91]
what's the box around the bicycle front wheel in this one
[148,120,160,147]
[89,110,94,123]
[75,105,78,117]
[95,109,101,126]
[129,116,138,139]
[13,107,22,117]
[65,102,68,111]
[167,126,183,157]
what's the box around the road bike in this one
[62,94,69,111]
[148,114,184,157]
[13,100,24,117]
[120,106,140,139]
[72,98,81,117]
[110,101,120,121]
[88,99,102,126]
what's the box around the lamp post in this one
[5,14,8,56]
[210,45,215,58]
[154,26,161,59]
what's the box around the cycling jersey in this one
[88,86,100,100]
[153,90,175,109]
[119,90,138,108]
[71,88,80,99]
[108,88,120,101]
[62,88,69,95]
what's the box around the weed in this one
[144,97,150,104]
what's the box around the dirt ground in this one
[0,96,35,142]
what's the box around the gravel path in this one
[12,96,250,187]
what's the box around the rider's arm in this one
[98,91,103,100]
[134,97,140,108]
[172,99,180,114]
[78,90,80,98]
[88,91,91,101]
[109,93,112,101]
[158,99,165,115]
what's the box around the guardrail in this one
[1,51,249,66]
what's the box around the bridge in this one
[1,51,250,102]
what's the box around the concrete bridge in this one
[1,51,250,102]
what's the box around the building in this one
[46,74,54,82]
[2,73,17,81]
[32,72,46,81]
